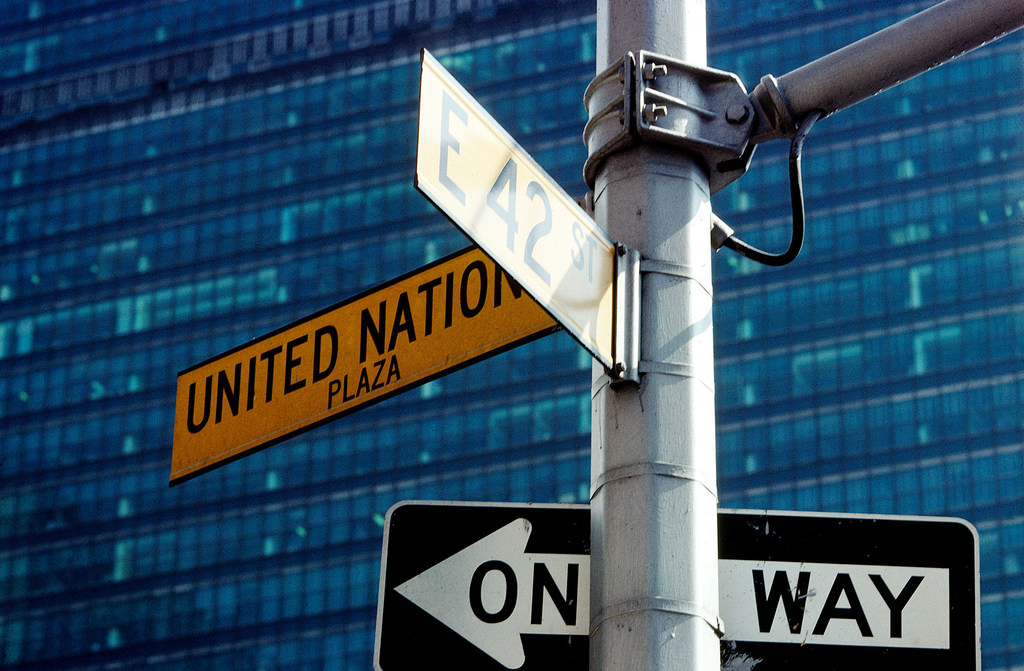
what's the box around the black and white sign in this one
[374,501,590,671]
[374,502,978,671]
[718,509,979,670]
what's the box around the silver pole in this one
[591,0,720,670]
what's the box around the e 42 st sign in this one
[416,49,616,369]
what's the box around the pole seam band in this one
[591,460,718,500]
[640,258,713,298]
[591,597,726,639]
[592,371,612,399]
[638,360,714,393]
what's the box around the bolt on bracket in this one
[584,51,756,195]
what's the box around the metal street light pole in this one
[590,0,721,670]
[587,1,1024,670]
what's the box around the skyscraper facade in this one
[0,1,1020,669]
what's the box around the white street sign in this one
[720,559,950,649]
[416,49,616,369]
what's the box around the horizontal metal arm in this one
[750,0,1024,143]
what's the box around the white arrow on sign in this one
[394,518,590,669]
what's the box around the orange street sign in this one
[170,247,558,485]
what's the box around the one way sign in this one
[718,509,979,670]
[374,501,589,671]
[374,502,978,671]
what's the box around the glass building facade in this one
[0,0,1020,669]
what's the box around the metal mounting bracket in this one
[611,243,641,386]
[584,51,755,195]
[583,54,636,192]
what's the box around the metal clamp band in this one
[594,360,714,392]
[591,596,726,639]
[591,460,717,500]
[637,360,714,393]
[640,258,713,298]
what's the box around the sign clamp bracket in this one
[612,243,640,386]
[583,51,755,196]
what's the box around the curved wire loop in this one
[719,109,823,266]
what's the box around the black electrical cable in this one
[721,109,823,266]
